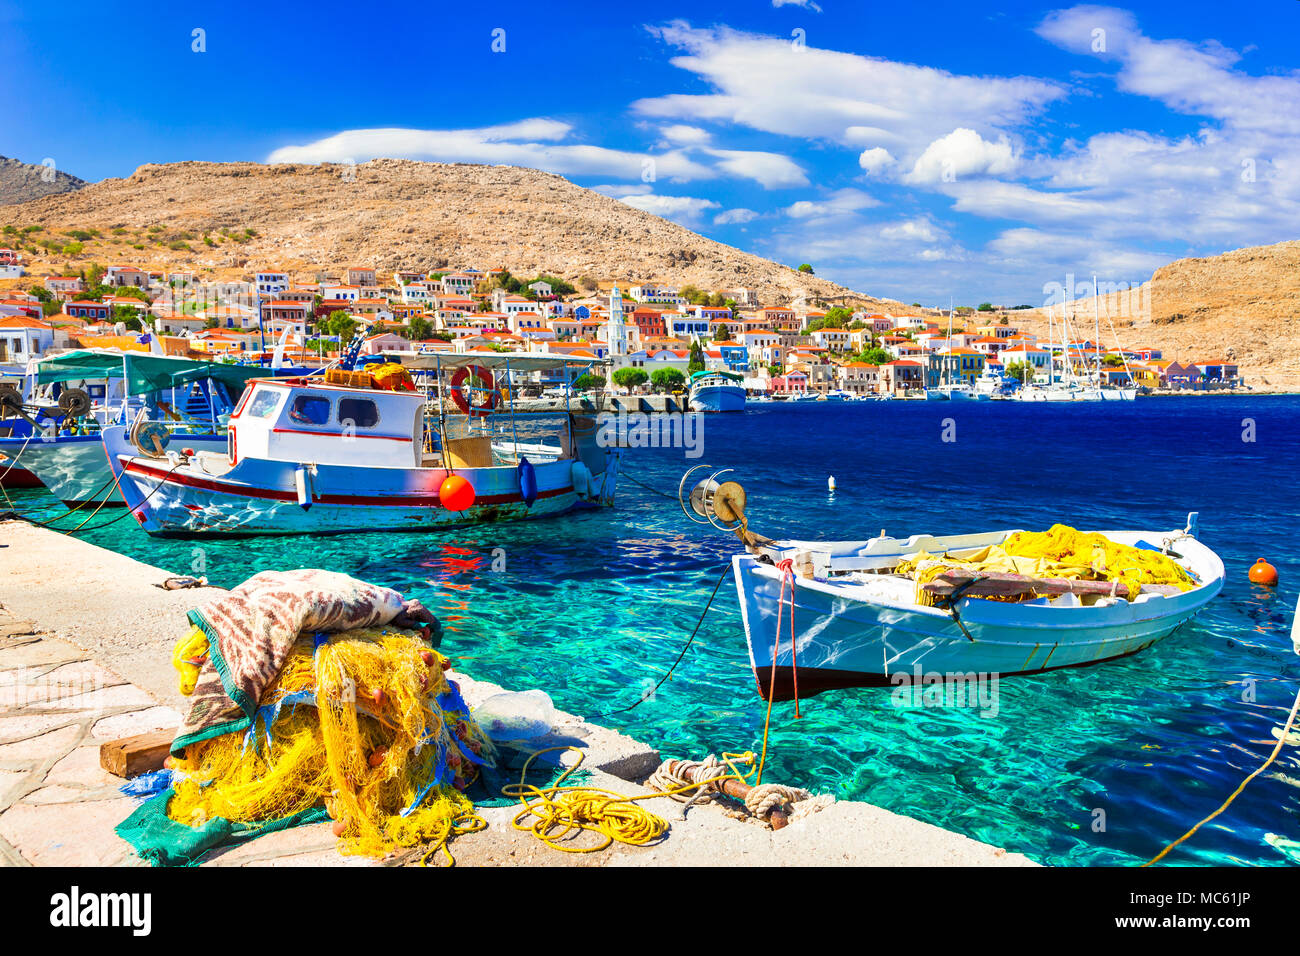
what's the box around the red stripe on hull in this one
[122,459,572,508]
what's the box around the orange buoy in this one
[439,474,476,511]
[1248,558,1279,586]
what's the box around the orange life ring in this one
[449,365,499,417]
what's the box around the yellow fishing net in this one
[166,627,494,862]
[896,523,1197,605]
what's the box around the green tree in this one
[572,372,605,391]
[650,367,686,392]
[977,302,994,312]
[325,310,358,343]
[797,263,814,274]
[823,306,854,327]
[612,367,648,390]
[712,323,731,341]
[706,291,726,308]
[687,341,705,374]
[408,316,433,341]
[1005,360,1033,384]
[857,347,891,366]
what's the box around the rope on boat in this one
[63,460,185,535]
[621,469,679,501]
[1144,677,1300,866]
[2,471,121,527]
[594,561,731,719]
[758,558,801,785]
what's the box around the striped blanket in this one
[172,569,435,753]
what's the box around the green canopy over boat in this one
[689,369,744,383]
[35,349,267,396]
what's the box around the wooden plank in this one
[920,570,1181,599]
[99,729,176,778]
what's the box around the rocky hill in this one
[1009,240,1300,389]
[0,156,87,206]
[0,159,900,311]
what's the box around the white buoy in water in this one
[828,475,836,493]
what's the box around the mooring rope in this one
[594,561,731,719]
[1144,677,1300,866]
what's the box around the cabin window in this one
[244,387,282,419]
[338,398,379,428]
[289,394,332,426]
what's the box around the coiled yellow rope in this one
[504,747,758,853]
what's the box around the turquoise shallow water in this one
[8,395,1300,866]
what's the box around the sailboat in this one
[1015,278,1136,402]
[925,305,984,401]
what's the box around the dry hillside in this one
[0,159,900,311]
[0,156,87,206]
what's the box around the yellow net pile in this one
[167,626,494,862]
[896,523,1198,605]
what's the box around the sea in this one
[7,395,1300,866]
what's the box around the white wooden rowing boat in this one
[731,518,1223,701]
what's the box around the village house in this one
[0,315,56,362]
[253,271,290,296]
[64,301,112,322]
[104,265,150,288]
[44,276,86,297]
[344,266,377,287]
[880,359,925,395]
[837,361,880,396]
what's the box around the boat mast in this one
[1092,274,1103,387]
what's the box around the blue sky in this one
[2,1,1296,304]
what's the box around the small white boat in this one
[688,371,746,412]
[731,517,1222,700]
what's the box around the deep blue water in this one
[8,396,1300,866]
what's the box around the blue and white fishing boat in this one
[688,370,746,412]
[106,352,619,536]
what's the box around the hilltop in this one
[0,155,88,206]
[1009,240,1300,389]
[0,159,901,311]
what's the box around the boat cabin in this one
[228,377,424,468]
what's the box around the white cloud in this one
[904,128,1020,184]
[714,208,760,225]
[267,119,716,183]
[857,147,895,176]
[785,188,879,219]
[772,0,822,11]
[701,147,808,188]
[635,22,1064,164]
[600,188,721,225]
[659,124,712,146]
[1037,5,1300,136]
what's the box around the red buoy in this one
[1248,558,1279,586]
[439,475,475,511]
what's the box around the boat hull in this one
[106,427,619,536]
[0,431,227,504]
[732,533,1223,701]
[689,383,746,412]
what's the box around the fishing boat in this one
[106,352,619,536]
[0,350,261,505]
[678,472,1223,702]
[688,370,746,412]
